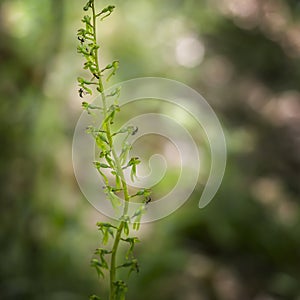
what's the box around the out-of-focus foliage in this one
[0,0,300,300]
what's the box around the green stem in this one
[91,2,130,299]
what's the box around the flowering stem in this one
[78,2,147,299]
[91,2,130,299]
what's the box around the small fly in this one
[78,36,85,44]
[78,88,85,98]
[145,196,151,205]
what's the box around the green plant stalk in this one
[78,2,147,298]
[91,3,130,299]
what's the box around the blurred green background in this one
[1,0,300,299]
